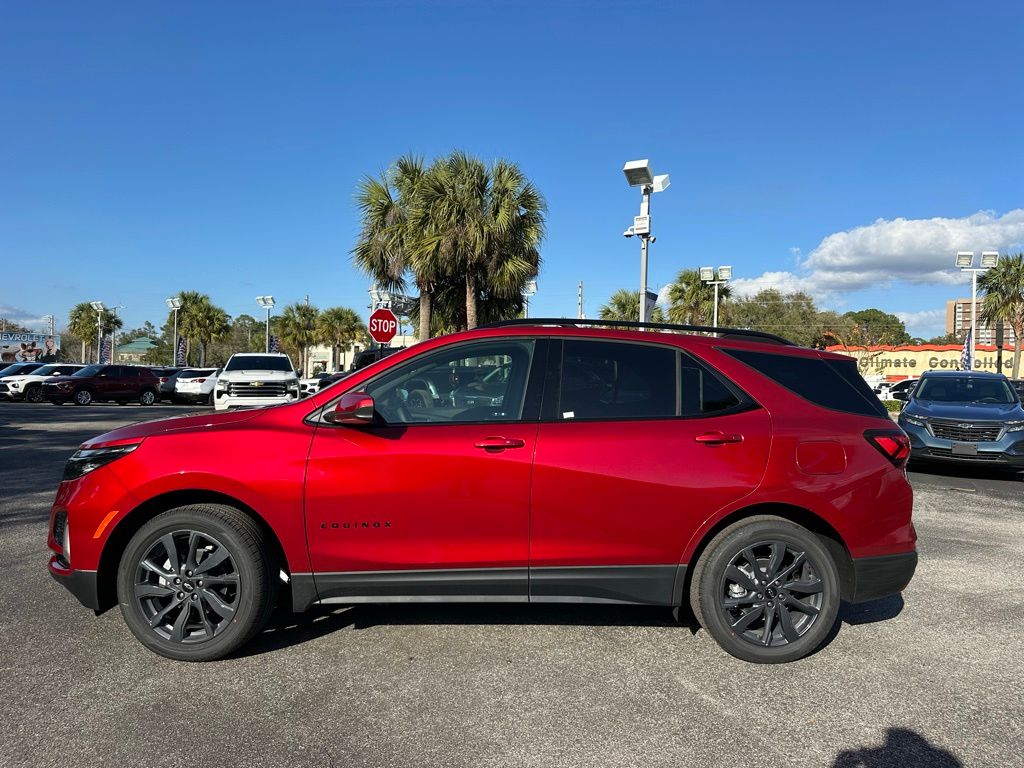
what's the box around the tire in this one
[50,399,63,405]
[73,388,93,406]
[689,515,840,664]
[116,504,278,662]
[25,385,43,403]
[139,389,157,406]
[407,388,433,408]
[206,392,214,406]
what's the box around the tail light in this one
[195,378,206,383]
[865,429,910,467]
[160,377,168,383]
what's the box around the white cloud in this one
[0,305,48,330]
[895,308,947,339]
[737,209,1024,300]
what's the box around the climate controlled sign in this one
[368,308,398,344]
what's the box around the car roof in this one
[920,370,1007,379]
[231,352,288,357]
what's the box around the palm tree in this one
[353,155,439,340]
[598,289,665,323]
[66,301,122,362]
[667,269,730,326]
[316,306,367,371]
[979,253,1024,378]
[278,302,319,374]
[177,292,230,366]
[413,152,544,330]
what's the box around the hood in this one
[44,375,80,385]
[908,399,1024,421]
[219,369,297,380]
[82,408,264,449]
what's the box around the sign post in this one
[368,307,398,346]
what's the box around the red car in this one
[43,364,161,406]
[47,320,916,663]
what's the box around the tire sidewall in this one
[139,389,156,406]
[117,509,267,661]
[74,388,92,406]
[25,385,42,403]
[696,519,840,664]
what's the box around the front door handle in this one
[695,431,744,445]
[474,436,526,451]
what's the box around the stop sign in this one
[368,307,398,344]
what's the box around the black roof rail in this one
[477,318,795,346]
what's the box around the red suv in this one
[47,321,916,663]
[43,364,161,406]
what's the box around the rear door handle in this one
[474,436,526,450]
[695,431,744,445]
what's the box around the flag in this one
[269,335,280,353]
[174,335,186,366]
[99,336,112,364]
[960,329,972,371]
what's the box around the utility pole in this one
[622,160,670,323]
[578,281,584,319]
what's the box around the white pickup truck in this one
[214,353,300,411]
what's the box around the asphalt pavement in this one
[1,403,1021,767]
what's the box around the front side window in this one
[363,340,536,424]
[559,340,676,420]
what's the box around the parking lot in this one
[1,403,1021,768]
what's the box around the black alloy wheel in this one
[25,385,43,403]
[691,515,840,663]
[132,530,240,644]
[117,504,277,661]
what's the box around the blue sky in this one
[2,1,1022,339]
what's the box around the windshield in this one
[29,364,62,376]
[916,377,1017,404]
[224,355,292,372]
[72,365,104,377]
[0,363,40,377]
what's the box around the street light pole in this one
[165,297,182,365]
[89,301,106,363]
[622,160,670,324]
[700,266,733,331]
[956,251,999,369]
[256,296,275,353]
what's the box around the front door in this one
[529,339,771,605]
[304,337,546,602]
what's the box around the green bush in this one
[882,399,903,413]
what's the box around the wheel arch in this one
[677,502,855,609]
[95,489,289,613]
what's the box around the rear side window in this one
[724,349,888,418]
[560,340,676,419]
[680,355,742,416]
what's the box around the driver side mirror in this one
[892,391,908,402]
[326,391,375,425]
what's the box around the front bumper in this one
[850,551,918,603]
[48,556,100,610]
[214,393,297,411]
[899,420,1024,467]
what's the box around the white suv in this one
[214,353,300,411]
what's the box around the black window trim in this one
[540,336,758,425]
[312,337,549,428]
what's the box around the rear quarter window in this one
[723,349,888,419]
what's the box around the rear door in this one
[529,338,771,604]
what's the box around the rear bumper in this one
[48,556,100,610]
[850,551,917,603]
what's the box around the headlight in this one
[57,382,72,390]
[902,414,928,428]
[1005,421,1024,433]
[63,443,141,482]
[10,381,20,389]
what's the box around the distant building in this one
[116,336,158,363]
[946,298,1017,346]
[828,343,1014,382]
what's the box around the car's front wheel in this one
[690,515,840,664]
[139,389,157,406]
[73,388,93,406]
[117,504,277,661]
[25,385,43,403]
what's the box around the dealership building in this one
[827,343,1017,382]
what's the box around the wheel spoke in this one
[193,546,230,575]
[741,547,764,582]
[134,583,174,598]
[160,533,181,574]
[784,594,819,616]
[761,603,776,645]
[730,605,764,633]
[770,552,806,586]
[185,531,202,571]
[777,602,799,643]
[200,587,235,619]
[169,601,190,642]
[785,577,823,595]
[139,558,174,579]
[723,594,761,608]
[725,565,757,592]
[200,574,238,586]
[766,542,785,579]
[195,597,216,638]
[148,599,178,628]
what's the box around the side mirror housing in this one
[892,391,908,402]
[326,391,375,425]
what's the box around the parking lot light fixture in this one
[956,251,998,368]
[89,301,106,363]
[165,297,182,365]
[623,159,670,323]
[523,280,538,318]
[256,296,276,353]
[700,267,733,330]
[980,251,999,269]
[955,251,975,268]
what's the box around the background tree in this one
[840,308,911,345]
[725,289,820,345]
[66,301,122,363]
[177,291,230,366]
[667,268,730,325]
[316,306,367,371]
[598,289,665,323]
[979,253,1024,378]
[278,302,319,374]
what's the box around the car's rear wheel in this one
[139,389,157,406]
[117,504,277,661]
[73,388,92,406]
[690,515,840,664]
[25,385,43,403]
